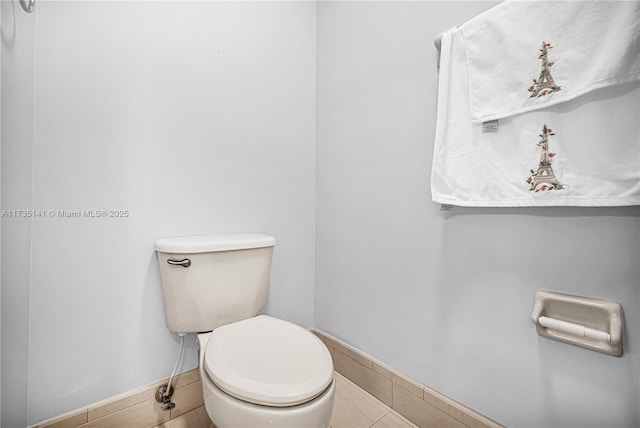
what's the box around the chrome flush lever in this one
[167,258,191,268]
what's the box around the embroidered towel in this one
[431,1,640,207]
[464,1,640,123]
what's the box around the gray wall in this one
[1,2,35,426]
[315,2,640,427]
[1,2,317,425]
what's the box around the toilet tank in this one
[154,234,276,334]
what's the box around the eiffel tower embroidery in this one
[528,42,562,98]
[527,125,563,192]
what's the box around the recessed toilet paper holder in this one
[531,290,623,357]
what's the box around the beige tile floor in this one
[154,372,417,428]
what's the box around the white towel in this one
[464,1,640,123]
[431,1,640,207]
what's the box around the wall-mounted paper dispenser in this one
[531,290,623,357]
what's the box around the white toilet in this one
[154,234,335,428]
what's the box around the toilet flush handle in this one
[167,258,191,268]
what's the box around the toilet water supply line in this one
[166,333,186,396]
[157,333,186,411]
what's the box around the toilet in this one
[154,234,335,428]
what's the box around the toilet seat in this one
[204,315,334,407]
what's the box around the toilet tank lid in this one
[154,234,276,254]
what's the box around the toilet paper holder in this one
[531,290,623,357]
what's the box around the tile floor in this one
[153,372,417,428]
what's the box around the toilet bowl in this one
[154,234,334,427]
[197,316,335,428]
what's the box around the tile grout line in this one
[367,410,391,428]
